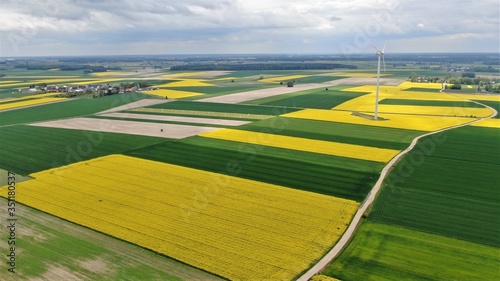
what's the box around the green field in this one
[0,199,223,281]
[379,98,483,107]
[126,136,383,201]
[0,125,167,175]
[322,222,500,281]
[0,93,153,126]
[238,117,423,150]
[370,126,500,246]
[243,87,368,109]
[146,100,300,115]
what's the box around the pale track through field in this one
[198,77,403,104]
[298,87,499,280]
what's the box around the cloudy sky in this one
[0,0,498,57]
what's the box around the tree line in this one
[170,63,357,71]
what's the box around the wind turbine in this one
[373,42,386,120]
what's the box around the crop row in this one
[0,125,166,175]
[0,154,359,281]
[198,128,400,163]
[0,93,152,126]
[322,222,500,280]
[370,125,500,246]
[239,117,422,150]
[126,137,383,201]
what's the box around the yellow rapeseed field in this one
[199,128,399,163]
[142,89,202,99]
[23,92,65,98]
[260,75,308,83]
[282,109,477,131]
[398,81,444,90]
[0,97,66,111]
[157,79,214,87]
[471,118,500,129]
[0,154,359,281]
[333,83,493,117]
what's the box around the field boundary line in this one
[297,93,498,281]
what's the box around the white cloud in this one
[0,0,498,56]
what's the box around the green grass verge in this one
[238,117,423,150]
[322,221,500,281]
[125,136,384,201]
[0,198,223,281]
[370,126,500,246]
[146,100,301,115]
[243,87,368,109]
[0,125,167,175]
[379,98,483,107]
[0,93,153,126]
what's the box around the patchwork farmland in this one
[0,67,498,281]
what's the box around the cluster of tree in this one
[0,74,5,78]
[170,63,357,71]
[448,76,499,86]
[468,65,498,73]
[445,84,462,90]
[477,84,500,93]
[461,72,476,78]
[408,72,444,83]
[118,81,154,88]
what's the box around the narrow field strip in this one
[158,79,215,87]
[283,109,476,131]
[199,128,399,163]
[131,107,273,120]
[0,97,67,111]
[471,118,500,128]
[368,104,491,117]
[259,75,309,83]
[142,89,202,99]
[30,117,219,139]
[99,112,250,126]
[0,154,359,281]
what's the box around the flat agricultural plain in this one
[0,68,498,281]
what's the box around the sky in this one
[0,0,498,57]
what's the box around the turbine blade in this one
[382,41,387,53]
[382,55,386,72]
[372,45,382,54]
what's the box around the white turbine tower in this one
[373,42,386,120]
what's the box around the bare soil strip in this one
[198,77,402,104]
[99,112,250,126]
[30,117,219,139]
[96,98,170,115]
